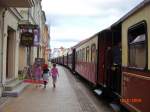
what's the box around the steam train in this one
[51,1,150,112]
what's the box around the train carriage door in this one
[103,31,113,88]
[98,30,113,87]
[98,35,104,85]
[91,44,97,83]
[72,49,75,71]
[67,53,68,66]
[111,28,122,95]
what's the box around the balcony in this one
[0,0,36,7]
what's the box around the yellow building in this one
[41,24,50,64]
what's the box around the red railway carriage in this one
[116,1,150,112]
[68,49,73,69]
[75,27,122,90]
[58,57,61,64]
[51,58,58,64]
[57,56,63,65]
[75,36,98,85]
[63,54,68,66]
[51,1,150,112]
[56,58,58,64]
[68,48,75,71]
[57,57,60,64]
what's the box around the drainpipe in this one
[1,8,7,87]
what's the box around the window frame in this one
[82,48,85,62]
[91,43,96,63]
[86,46,90,62]
[127,20,148,71]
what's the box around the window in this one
[91,44,96,63]
[128,21,147,69]
[81,49,83,62]
[86,46,89,62]
[82,48,85,62]
[79,49,81,61]
[76,51,79,61]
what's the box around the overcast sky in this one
[42,0,143,50]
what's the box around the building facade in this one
[0,0,50,97]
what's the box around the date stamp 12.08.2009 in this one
[120,98,142,103]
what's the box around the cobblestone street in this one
[0,66,113,112]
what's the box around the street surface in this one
[1,66,113,112]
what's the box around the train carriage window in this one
[80,49,82,62]
[79,50,81,61]
[128,21,147,69]
[91,44,96,63]
[77,51,79,61]
[76,51,79,61]
[86,46,89,62]
[82,48,84,62]
[82,48,85,62]
[80,49,82,61]
[84,48,86,62]
[78,50,80,61]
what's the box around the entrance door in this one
[6,27,16,80]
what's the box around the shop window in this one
[128,21,147,69]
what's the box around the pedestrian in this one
[51,63,59,88]
[33,64,42,87]
[42,64,50,88]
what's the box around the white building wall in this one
[3,9,20,82]
[0,8,4,97]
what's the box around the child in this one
[51,63,59,88]
[42,64,50,88]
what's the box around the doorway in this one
[6,27,16,80]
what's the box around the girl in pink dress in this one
[51,63,59,88]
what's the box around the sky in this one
[42,0,143,51]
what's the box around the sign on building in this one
[35,58,45,65]
[19,24,40,46]
[20,32,34,46]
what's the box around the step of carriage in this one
[94,89,103,96]
[109,103,121,112]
